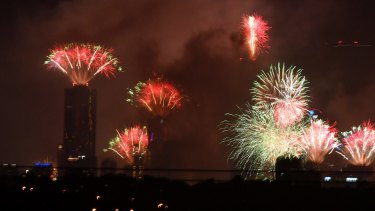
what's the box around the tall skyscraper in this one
[146,116,167,169]
[58,85,97,177]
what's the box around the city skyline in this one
[0,0,374,175]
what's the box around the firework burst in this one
[251,63,309,127]
[127,77,183,117]
[297,119,338,164]
[221,104,306,176]
[105,125,149,164]
[242,14,270,60]
[337,121,375,166]
[45,43,122,86]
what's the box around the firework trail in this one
[297,119,338,164]
[337,121,375,166]
[105,125,149,164]
[221,104,306,176]
[242,14,270,61]
[127,77,183,117]
[45,43,122,86]
[251,63,310,127]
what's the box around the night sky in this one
[1,0,374,174]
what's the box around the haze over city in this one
[1,0,374,173]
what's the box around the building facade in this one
[58,85,97,177]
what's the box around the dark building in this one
[147,116,167,144]
[58,85,97,177]
[30,162,53,179]
[100,157,117,176]
[0,163,19,177]
[132,154,146,179]
[275,156,302,181]
[146,116,167,170]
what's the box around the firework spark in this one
[221,104,305,176]
[297,119,338,164]
[251,63,310,127]
[127,77,183,117]
[243,14,270,60]
[337,121,375,166]
[105,125,149,164]
[45,43,122,86]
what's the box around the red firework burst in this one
[338,121,375,166]
[45,43,122,86]
[242,14,270,61]
[107,125,149,164]
[298,120,338,164]
[129,78,183,117]
[273,100,306,128]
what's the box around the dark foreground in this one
[1,173,375,211]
